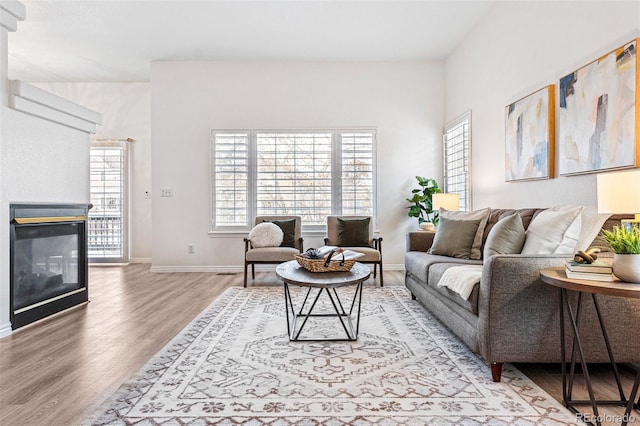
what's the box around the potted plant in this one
[406,176,441,230]
[601,224,640,283]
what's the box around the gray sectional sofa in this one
[405,208,640,381]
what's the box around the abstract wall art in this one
[505,85,555,181]
[558,38,639,175]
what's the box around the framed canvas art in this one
[505,85,555,181]
[558,38,639,175]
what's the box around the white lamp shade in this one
[597,170,640,214]
[433,193,460,211]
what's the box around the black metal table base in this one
[559,289,640,426]
[284,281,364,341]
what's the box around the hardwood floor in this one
[0,265,637,425]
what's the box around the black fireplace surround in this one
[10,203,90,329]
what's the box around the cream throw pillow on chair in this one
[248,222,284,248]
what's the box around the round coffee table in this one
[275,260,371,341]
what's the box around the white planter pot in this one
[613,254,640,283]
[419,222,435,231]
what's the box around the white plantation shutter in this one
[443,113,471,211]
[256,132,332,225]
[212,132,249,228]
[211,129,376,230]
[340,131,375,216]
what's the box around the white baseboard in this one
[0,322,13,339]
[149,263,405,273]
[129,258,152,264]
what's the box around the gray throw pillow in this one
[483,213,525,259]
[337,217,371,247]
[430,217,481,259]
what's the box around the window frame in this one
[443,112,472,211]
[209,128,377,234]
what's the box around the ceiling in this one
[8,1,495,82]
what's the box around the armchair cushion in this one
[248,222,283,248]
[337,217,371,247]
[245,247,299,262]
[263,218,296,248]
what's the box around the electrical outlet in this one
[187,244,195,254]
[160,188,173,197]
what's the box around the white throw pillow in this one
[439,207,490,260]
[575,205,611,251]
[521,205,583,254]
[248,222,284,248]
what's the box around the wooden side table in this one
[540,268,640,426]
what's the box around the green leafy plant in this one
[406,176,441,225]
[601,225,640,254]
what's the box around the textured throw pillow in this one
[337,217,371,247]
[574,205,611,251]
[430,217,481,259]
[439,208,490,260]
[248,222,283,248]
[483,213,526,259]
[263,219,296,248]
[521,205,583,254]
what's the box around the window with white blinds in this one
[443,112,471,211]
[211,129,376,230]
[340,132,374,216]
[212,132,249,228]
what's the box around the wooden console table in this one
[540,268,640,426]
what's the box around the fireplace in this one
[10,204,90,329]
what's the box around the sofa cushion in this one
[440,208,490,260]
[483,213,526,259]
[427,263,479,315]
[521,205,583,254]
[482,208,542,244]
[405,252,481,284]
[431,217,481,259]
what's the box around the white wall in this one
[446,1,640,210]
[150,60,444,271]
[35,83,153,262]
[1,22,10,336]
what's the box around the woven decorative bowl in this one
[294,251,356,272]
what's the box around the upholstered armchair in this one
[244,215,304,287]
[324,216,383,286]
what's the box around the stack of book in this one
[565,260,614,282]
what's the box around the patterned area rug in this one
[86,286,576,425]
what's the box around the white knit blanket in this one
[437,265,483,300]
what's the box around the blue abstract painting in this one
[505,85,554,181]
[558,39,638,175]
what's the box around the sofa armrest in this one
[477,254,568,363]
[406,231,436,252]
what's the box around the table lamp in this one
[433,193,460,212]
[597,169,640,230]
[597,169,640,283]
